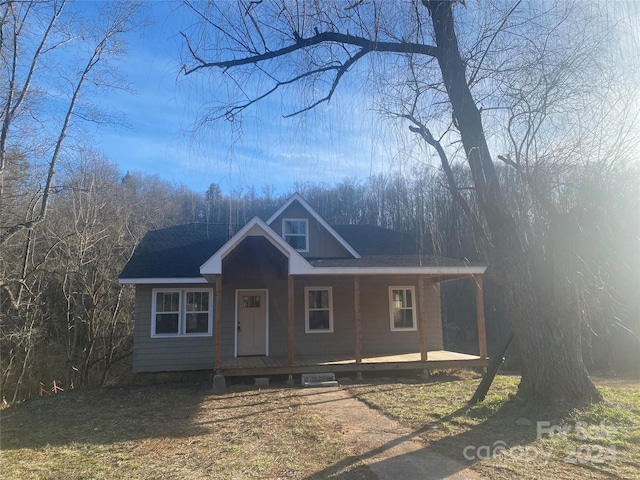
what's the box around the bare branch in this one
[220,61,352,120]
[497,153,520,171]
[0,280,20,310]
[284,48,368,117]
[183,31,437,75]
[468,0,522,87]
[406,116,492,253]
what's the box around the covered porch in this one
[211,271,489,377]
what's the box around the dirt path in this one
[298,386,487,480]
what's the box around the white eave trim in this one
[118,277,207,285]
[266,192,361,259]
[289,265,487,276]
[199,216,311,275]
[118,265,486,283]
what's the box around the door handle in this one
[237,322,241,332]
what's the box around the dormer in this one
[266,193,360,259]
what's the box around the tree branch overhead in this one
[182,25,438,119]
[184,31,437,75]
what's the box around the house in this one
[118,193,488,379]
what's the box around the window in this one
[152,289,213,337]
[185,291,210,334]
[389,287,417,331]
[155,291,180,334]
[283,219,308,252]
[242,295,261,308]
[305,287,333,333]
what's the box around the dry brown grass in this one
[343,371,640,480]
[2,373,637,480]
[1,383,373,480]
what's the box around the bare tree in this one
[0,0,141,245]
[47,152,136,388]
[0,0,141,401]
[180,0,639,404]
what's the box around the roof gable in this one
[199,216,311,275]
[266,193,361,259]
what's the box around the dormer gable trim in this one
[266,192,361,259]
[199,216,311,275]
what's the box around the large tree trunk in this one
[428,1,601,405]
[510,212,602,403]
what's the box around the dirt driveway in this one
[298,386,487,480]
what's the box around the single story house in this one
[119,193,488,378]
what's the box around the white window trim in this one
[151,288,214,338]
[282,218,309,253]
[305,286,334,333]
[388,286,418,332]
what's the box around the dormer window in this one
[283,219,308,252]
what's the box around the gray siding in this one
[292,276,356,355]
[133,284,215,373]
[292,275,444,356]
[269,201,353,258]
[133,275,445,372]
[358,277,443,354]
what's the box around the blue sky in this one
[87,1,411,195]
[84,1,640,195]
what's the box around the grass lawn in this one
[1,383,373,480]
[343,372,640,479]
[1,373,638,479]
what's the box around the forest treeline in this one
[1,149,638,402]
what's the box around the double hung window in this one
[283,219,308,252]
[389,287,417,331]
[152,289,213,337]
[305,287,333,333]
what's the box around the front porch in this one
[220,350,488,376]
[213,272,489,376]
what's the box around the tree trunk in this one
[508,212,601,403]
[428,1,601,405]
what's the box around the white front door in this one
[236,290,267,356]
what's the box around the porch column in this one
[354,276,362,364]
[288,275,294,366]
[418,275,428,361]
[215,274,223,369]
[473,274,488,360]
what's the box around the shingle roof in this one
[119,224,230,279]
[119,221,475,280]
[331,224,418,256]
